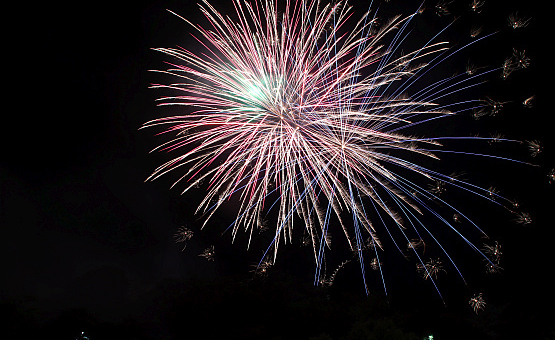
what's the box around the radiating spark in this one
[251,259,273,278]
[487,186,500,200]
[469,292,486,313]
[174,226,194,250]
[488,132,504,145]
[428,180,447,195]
[512,49,530,69]
[501,49,530,79]
[417,258,446,280]
[199,245,215,261]
[508,12,531,29]
[526,140,542,157]
[369,257,381,271]
[482,240,502,262]
[514,212,532,225]
[465,61,485,76]
[469,0,485,13]
[472,97,508,118]
[485,261,503,274]
[435,1,452,16]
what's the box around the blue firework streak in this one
[144,0,532,297]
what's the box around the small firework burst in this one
[485,261,503,274]
[417,258,446,280]
[448,171,466,182]
[488,132,504,145]
[435,1,452,16]
[199,245,215,261]
[428,180,446,195]
[482,241,502,262]
[526,140,542,157]
[465,61,484,75]
[251,259,273,278]
[174,226,194,250]
[514,212,532,225]
[500,49,529,79]
[487,186,500,200]
[512,49,531,69]
[469,0,485,13]
[369,258,381,271]
[508,12,531,29]
[501,57,516,80]
[473,97,508,118]
[469,292,486,313]
[469,24,483,38]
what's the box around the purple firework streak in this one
[143,0,530,296]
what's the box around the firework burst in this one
[174,226,194,250]
[144,0,531,296]
[469,292,486,313]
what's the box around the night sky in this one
[2,0,554,339]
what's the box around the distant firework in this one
[144,0,534,299]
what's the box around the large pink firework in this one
[144,0,528,295]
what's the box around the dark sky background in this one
[2,0,553,339]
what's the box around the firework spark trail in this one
[145,0,528,294]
